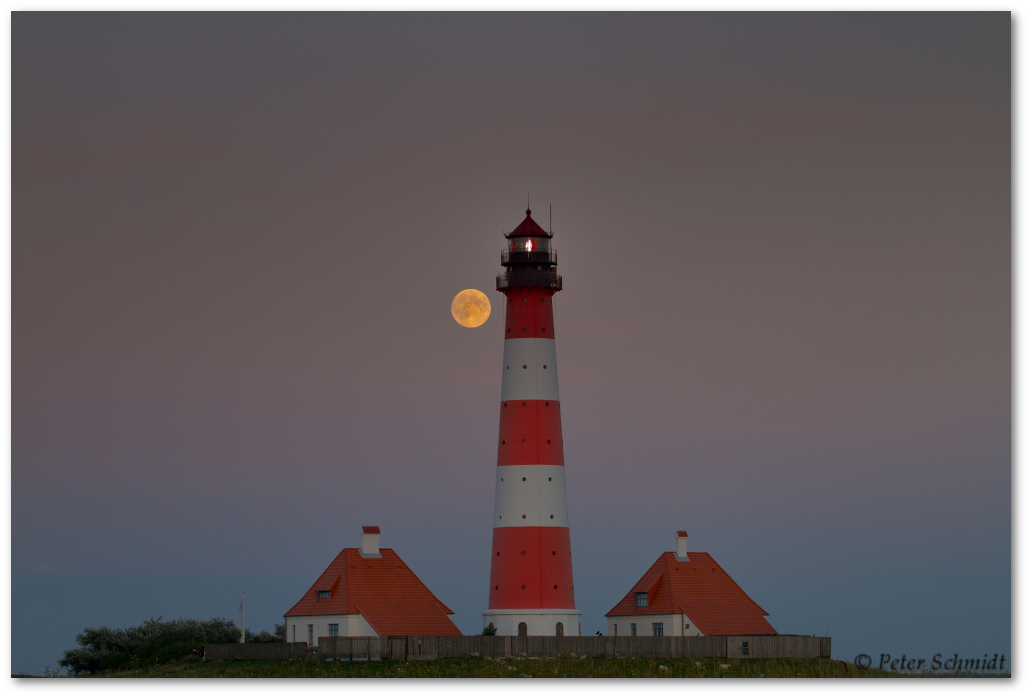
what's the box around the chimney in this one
[360,526,381,557]
[675,530,689,560]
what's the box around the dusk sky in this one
[10,12,1010,675]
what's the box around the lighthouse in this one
[483,208,581,637]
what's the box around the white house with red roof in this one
[284,527,461,643]
[605,531,776,638]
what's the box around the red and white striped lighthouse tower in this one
[483,208,580,637]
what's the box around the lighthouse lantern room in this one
[484,208,580,636]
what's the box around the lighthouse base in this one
[483,609,582,637]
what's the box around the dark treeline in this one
[59,616,285,674]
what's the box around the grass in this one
[89,655,909,678]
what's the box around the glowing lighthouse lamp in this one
[483,208,580,637]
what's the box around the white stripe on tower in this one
[500,339,560,402]
[493,465,569,527]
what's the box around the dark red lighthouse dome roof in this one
[506,208,552,238]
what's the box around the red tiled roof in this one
[284,548,461,636]
[506,208,550,238]
[606,552,777,636]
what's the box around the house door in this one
[518,622,528,636]
[555,622,564,637]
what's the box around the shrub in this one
[248,631,276,643]
[150,641,204,665]
[59,617,274,675]
[96,652,131,673]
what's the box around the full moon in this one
[451,289,491,328]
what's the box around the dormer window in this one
[636,592,648,608]
[317,590,330,599]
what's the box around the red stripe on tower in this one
[503,287,556,339]
[489,527,575,609]
[497,401,564,467]
[484,208,580,637]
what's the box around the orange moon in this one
[451,289,491,328]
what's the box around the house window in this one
[653,623,664,637]
[685,624,690,629]
[742,641,749,656]
[614,624,617,636]
[631,623,637,637]
[317,590,330,599]
[308,624,313,645]
[636,592,648,608]
[556,622,564,637]
[518,622,528,636]
[329,624,339,637]
[292,625,296,642]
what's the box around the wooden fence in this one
[726,635,829,659]
[206,635,829,662]
[204,642,310,662]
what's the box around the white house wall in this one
[286,613,378,643]
[606,614,702,637]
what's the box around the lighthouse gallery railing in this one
[496,272,562,290]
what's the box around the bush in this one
[247,630,280,643]
[59,617,273,675]
[244,623,285,643]
[96,652,131,673]
[149,641,204,665]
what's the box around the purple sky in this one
[12,12,1009,674]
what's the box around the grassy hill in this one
[85,655,911,678]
